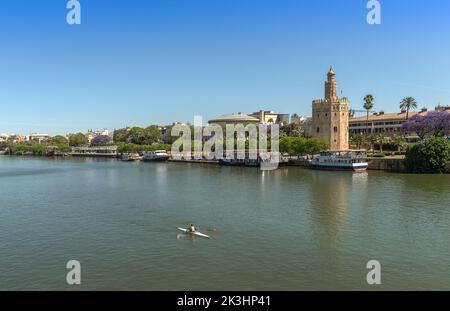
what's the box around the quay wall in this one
[368,157,407,172]
[168,159,218,165]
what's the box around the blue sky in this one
[0,0,449,134]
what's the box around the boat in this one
[177,228,210,239]
[121,153,141,161]
[141,150,170,162]
[218,152,287,169]
[309,150,368,171]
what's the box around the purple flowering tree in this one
[401,111,450,139]
[91,135,112,146]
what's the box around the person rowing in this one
[188,224,196,233]
[177,225,210,239]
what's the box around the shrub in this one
[117,143,171,153]
[405,137,450,173]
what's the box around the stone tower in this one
[311,68,349,150]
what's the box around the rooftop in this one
[208,113,260,124]
[350,111,425,122]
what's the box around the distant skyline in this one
[1,0,449,134]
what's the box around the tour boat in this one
[309,150,368,171]
[141,150,170,162]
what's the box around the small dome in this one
[208,113,260,124]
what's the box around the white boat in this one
[309,150,368,172]
[121,153,141,161]
[142,150,170,162]
[177,228,210,239]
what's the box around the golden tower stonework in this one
[311,68,349,150]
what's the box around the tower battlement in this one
[312,97,349,105]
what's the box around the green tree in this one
[350,134,366,149]
[69,133,88,147]
[113,128,129,143]
[375,135,390,153]
[363,94,374,125]
[144,125,162,144]
[367,135,378,154]
[400,97,418,120]
[304,138,328,155]
[49,135,68,145]
[405,137,450,173]
[127,126,162,145]
[280,123,303,138]
[391,135,407,152]
[279,137,328,156]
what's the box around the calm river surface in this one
[0,156,449,290]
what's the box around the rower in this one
[188,224,196,233]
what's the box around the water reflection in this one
[309,171,353,241]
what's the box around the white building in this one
[28,133,49,143]
[0,133,9,142]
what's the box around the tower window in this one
[316,127,320,133]
[334,126,338,133]
[325,113,328,117]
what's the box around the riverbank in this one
[1,153,449,173]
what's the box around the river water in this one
[0,156,449,290]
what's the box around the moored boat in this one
[309,150,368,171]
[121,152,141,161]
[218,152,287,169]
[141,150,170,162]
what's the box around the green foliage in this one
[369,153,386,158]
[391,135,407,152]
[114,126,162,145]
[400,97,418,118]
[117,143,171,153]
[49,135,68,145]
[5,139,72,156]
[405,137,450,173]
[363,94,374,121]
[350,134,366,149]
[113,128,129,143]
[69,133,89,147]
[6,141,44,155]
[280,137,328,156]
[280,123,303,138]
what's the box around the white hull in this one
[178,228,210,239]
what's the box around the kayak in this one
[178,228,210,239]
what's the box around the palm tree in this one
[367,135,378,154]
[363,95,374,120]
[363,95,374,134]
[399,97,418,119]
[391,135,407,152]
[375,135,390,153]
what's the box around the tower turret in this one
[325,67,337,101]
